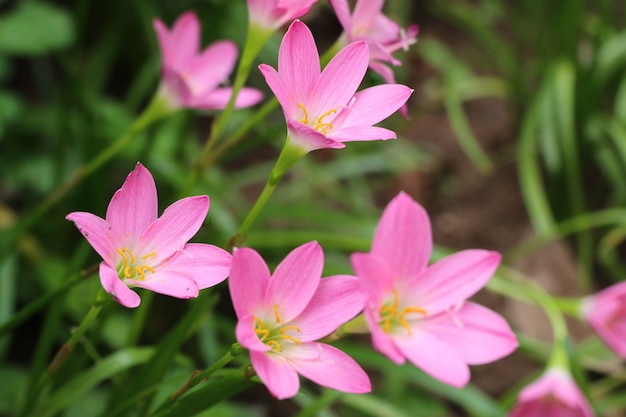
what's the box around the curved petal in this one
[352,0,384,30]
[170,11,200,68]
[229,247,271,318]
[186,40,238,95]
[259,63,294,116]
[99,263,140,308]
[106,163,158,246]
[371,192,432,281]
[341,84,413,128]
[279,20,320,104]
[365,307,405,364]
[139,195,209,263]
[290,275,366,342]
[189,87,263,110]
[287,120,345,152]
[266,241,323,323]
[350,252,394,304]
[250,350,300,400]
[368,61,397,84]
[66,212,115,265]
[132,270,199,299]
[159,243,231,289]
[291,343,371,393]
[153,19,174,67]
[405,250,501,315]
[332,126,396,142]
[328,0,352,32]
[394,328,470,387]
[236,314,271,352]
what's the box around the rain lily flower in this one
[507,368,594,417]
[582,281,626,358]
[259,20,413,155]
[66,163,231,308]
[247,0,318,32]
[229,241,370,399]
[350,192,517,387]
[329,0,418,85]
[154,11,263,110]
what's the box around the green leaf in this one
[0,2,75,55]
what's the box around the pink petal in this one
[236,314,271,352]
[331,126,397,142]
[290,275,366,342]
[350,252,394,304]
[352,0,384,29]
[371,192,432,281]
[105,163,158,247]
[405,250,501,315]
[265,241,323,323]
[66,212,115,265]
[290,343,371,393]
[250,350,300,400]
[341,84,413,128]
[139,195,209,264]
[365,307,405,364]
[394,328,470,387]
[169,11,200,68]
[328,0,352,32]
[259,64,293,116]
[99,263,141,308]
[229,247,271,318]
[369,61,397,84]
[189,87,263,110]
[132,270,199,299]
[185,40,237,95]
[159,243,231,289]
[153,19,174,68]
[287,120,345,152]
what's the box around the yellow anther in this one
[116,248,128,266]
[314,109,337,134]
[280,334,301,345]
[298,103,309,124]
[142,252,156,261]
[273,304,282,323]
[379,289,427,336]
[134,265,155,280]
[266,340,281,352]
[124,266,132,278]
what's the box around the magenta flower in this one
[329,0,418,85]
[507,368,594,417]
[259,20,413,153]
[350,192,517,387]
[66,163,231,308]
[153,11,262,110]
[582,281,626,358]
[229,241,370,399]
[247,0,317,31]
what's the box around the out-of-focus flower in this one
[247,0,317,32]
[67,163,231,308]
[582,281,626,358]
[350,192,517,387]
[153,11,262,110]
[507,368,594,417]
[229,241,370,399]
[259,20,412,155]
[329,0,418,84]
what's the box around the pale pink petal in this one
[265,241,323,323]
[341,85,413,128]
[159,243,231,289]
[106,163,158,246]
[350,252,394,304]
[420,302,517,365]
[250,350,300,400]
[66,212,115,265]
[369,61,397,84]
[365,307,405,364]
[584,282,626,358]
[169,11,200,68]
[328,0,352,31]
[99,263,141,308]
[189,87,263,110]
[290,343,371,393]
[236,314,271,352]
[131,270,199,299]
[185,40,238,95]
[394,328,470,387]
[332,126,396,142]
[405,250,501,315]
[287,120,345,152]
[139,195,209,263]
[229,247,271,318]
[290,275,366,342]
[259,64,293,116]
[352,0,384,29]
[279,21,320,107]
[153,19,174,67]
[371,192,432,281]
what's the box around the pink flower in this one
[329,0,418,85]
[350,192,517,387]
[259,20,413,153]
[229,241,370,399]
[153,11,262,110]
[66,163,231,308]
[247,0,317,31]
[507,368,594,417]
[582,281,626,358]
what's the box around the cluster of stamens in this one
[379,289,427,336]
[298,104,337,135]
[116,248,156,281]
[254,304,302,352]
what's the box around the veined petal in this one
[331,126,396,142]
[160,243,231,289]
[106,163,158,247]
[139,195,209,263]
[189,87,263,110]
[290,275,366,342]
[236,314,271,352]
[371,192,432,281]
[259,64,294,116]
[352,0,384,29]
[99,263,141,308]
[328,0,352,32]
[365,307,405,364]
[350,252,394,304]
[279,20,320,106]
[290,343,371,393]
[169,11,200,68]
[287,120,345,152]
[66,212,115,265]
[341,84,413,128]
[394,328,470,387]
[405,250,501,315]
[229,247,271,318]
[132,270,199,299]
[266,241,322,323]
[186,40,238,95]
[250,350,300,400]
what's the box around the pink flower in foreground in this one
[67,163,231,308]
[259,20,413,153]
[329,0,418,85]
[507,368,594,417]
[154,11,262,110]
[247,0,317,31]
[582,281,626,358]
[350,192,517,387]
[229,242,370,399]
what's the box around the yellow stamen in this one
[380,289,427,336]
[142,252,156,261]
[124,266,132,278]
[273,304,282,323]
[266,340,281,351]
[314,109,337,134]
[298,103,309,124]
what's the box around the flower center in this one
[298,103,337,135]
[379,289,427,336]
[116,247,156,281]
[254,304,301,352]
